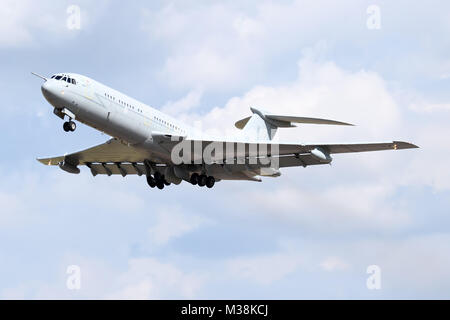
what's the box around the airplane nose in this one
[41,81,57,102]
[41,81,50,95]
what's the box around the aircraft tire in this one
[190,173,199,185]
[156,181,165,190]
[154,171,162,181]
[146,175,156,188]
[198,174,207,187]
[206,176,215,188]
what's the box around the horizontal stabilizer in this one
[265,115,353,126]
[235,116,252,129]
[235,107,354,130]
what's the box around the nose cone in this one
[41,81,58,104]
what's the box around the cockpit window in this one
[52,75,77,84]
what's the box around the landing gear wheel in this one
[154,171,162,181]
[164,180,171,186]
[156,180,165,190]
[190,173,199,185]
[198,174,207,187]
[63,121,76,132]
[146,175,156,188]
[206,176,215,188]
[69,121,76,132]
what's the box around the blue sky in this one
[1,0,450,299]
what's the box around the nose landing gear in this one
[63,121,76,132]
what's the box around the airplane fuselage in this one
[41,73,206,163]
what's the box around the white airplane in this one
[33,72,418,190]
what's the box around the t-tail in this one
[235,107,354,141]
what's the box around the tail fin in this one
[235,107,354,141]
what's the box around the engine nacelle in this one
[58,161,80,174]
[310,147,332,163]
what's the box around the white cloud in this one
[3,253,206,299]
[401,124,450,191]
[227,252,304,285]
[320,256,350,272]
[148,206,209,246]
[107,258,204,299]
[410,101,450,113]
[0,0,108,47]
[0,0,34,46]
[181,52,402,144]
[161,89,203,116]
[0,168,147,228]
[239,182,411,234]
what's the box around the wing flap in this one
[277,154,325,168]
[88,163,147,176]
[313,141,419,154]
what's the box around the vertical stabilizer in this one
[238,108,277,141]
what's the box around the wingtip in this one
[37,157,58,165]
[37,158,48,165]
[332,120,355,126]
[393,141,420,150]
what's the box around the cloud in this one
[320,257,350,272]
[179,51,402,143]
[0,167,147,229]
[161,89,203,116]
[148,206,210,246]
[107,258,205,299]
[409,101,450,113]
[239,181,411,234]
[2,253,206,299]
[0,0,109,47]
[227,252,304,285]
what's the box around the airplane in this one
[33,72,418,190]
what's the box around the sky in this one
[1,0,450,299]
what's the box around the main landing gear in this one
[190,173,215,188]
[146,171,171,190]
[63,120,76,132]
